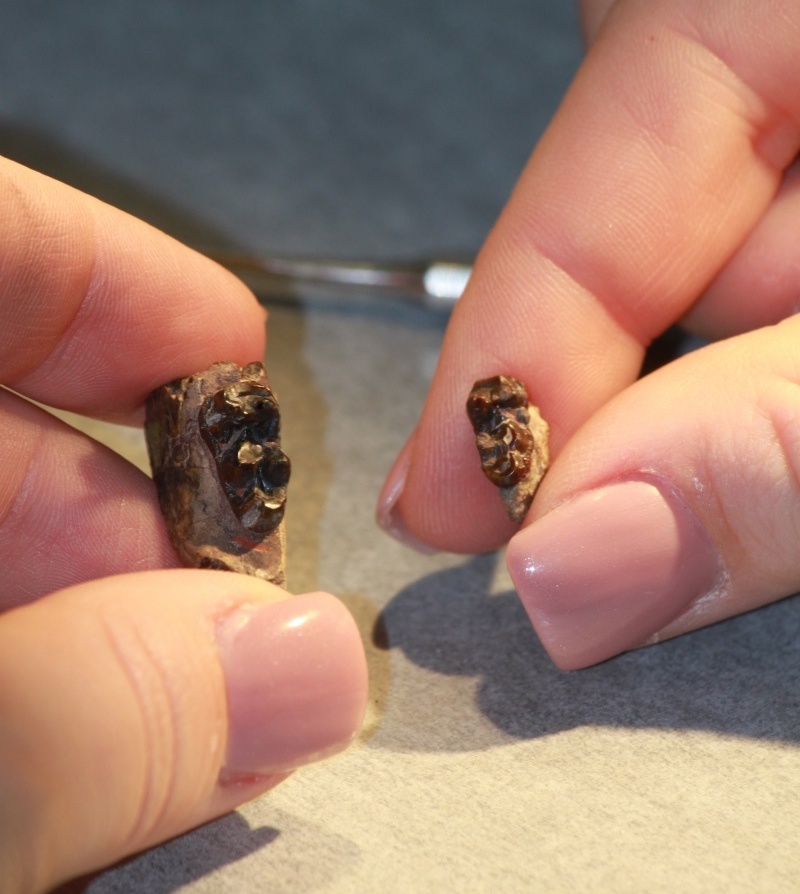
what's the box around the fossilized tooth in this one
[145,360,289,586]
[466,374,549,524]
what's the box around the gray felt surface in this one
[2,2,799,892]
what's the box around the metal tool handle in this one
[202,249,471,311]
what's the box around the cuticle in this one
[218,767,290,789]
[546,469,695,516]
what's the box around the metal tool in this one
[202,249,472,312]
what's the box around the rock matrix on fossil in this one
[466,374,549,524]
[146,360,289,585]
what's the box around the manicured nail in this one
[376,433,438,554]
[216,593,368,775]
[506,479,723,669]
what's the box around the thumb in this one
[506,318,800,670]
[0,570,367,893]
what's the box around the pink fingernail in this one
[376,433,438,554]
[506,479,723,670]
[216,593,368,775]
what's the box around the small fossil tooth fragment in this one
[145,360,290,586]
[466,374,549,524]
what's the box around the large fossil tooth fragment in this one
[466,374,549,524]
[145,360,289,586]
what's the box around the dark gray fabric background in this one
[2,3,798,892]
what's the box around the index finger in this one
[381,0,800,553]
[0,157,266,421]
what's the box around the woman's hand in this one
[0,158,368,894]
[378,0,800,668]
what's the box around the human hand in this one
[378,0,800,669]
[0,159,368,893]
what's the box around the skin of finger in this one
[0,389,179,610]
[526,315,800,642]
[578,0,617,43]
[0,570,292,893]
[581,6,800,347]
[389,0,800,553]
[682,160,800,338]
[0,157,266,422]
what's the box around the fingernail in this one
[506,478,723,669]
[216,592,368,775]
[376,433,438,555]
